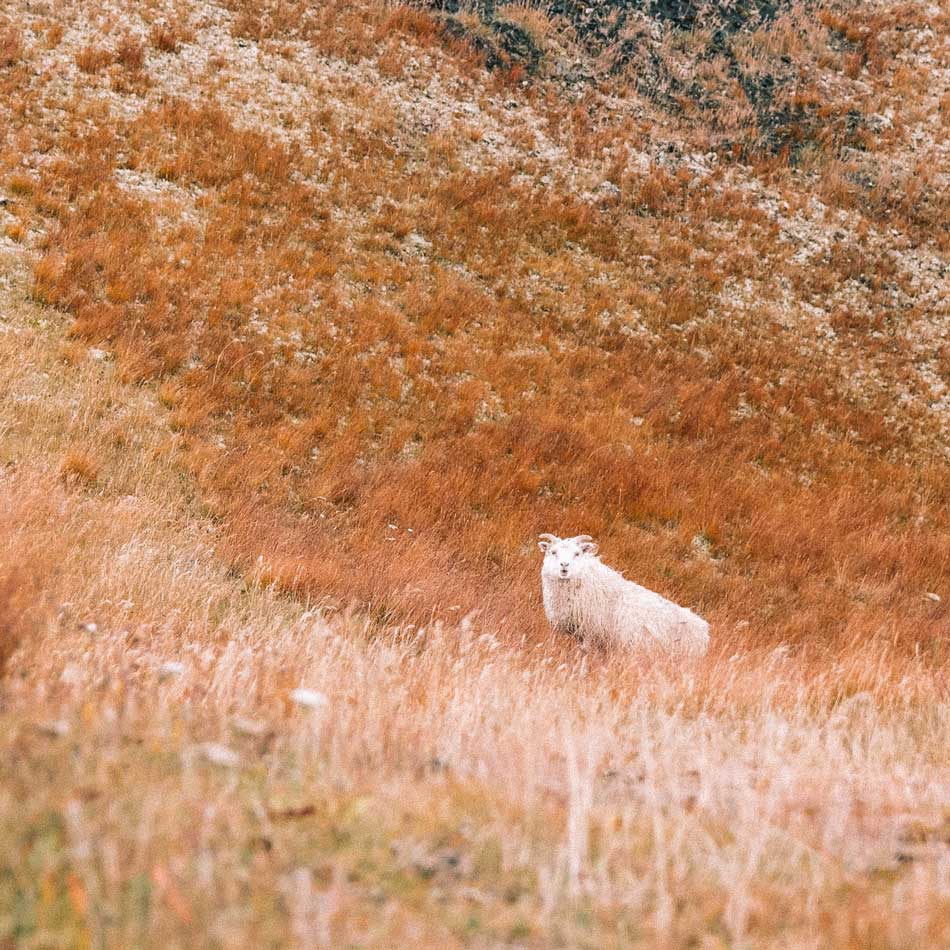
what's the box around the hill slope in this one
[4,0,949,645]
[1,1,949,945]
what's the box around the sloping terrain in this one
[0,1,949,945]
[4,0,949,646]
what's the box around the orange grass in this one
[0,456,948,944]
[0,522,44,678]
[3,0,946,652]
[0,1,948,942]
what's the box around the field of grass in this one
[1,0,948,945]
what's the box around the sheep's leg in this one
[561,619,578,639]
[555,618,586,646]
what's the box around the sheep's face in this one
[538,534,599,581]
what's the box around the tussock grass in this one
[0,0,948,943]
[2,464,948,944]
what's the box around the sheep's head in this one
[538,534,599,581]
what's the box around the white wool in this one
[538,534,710,656]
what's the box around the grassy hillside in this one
[1,1,948,945]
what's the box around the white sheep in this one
[538,533,710,655]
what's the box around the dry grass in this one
[1,433,948,944]
[0,558,41,679]
[59,449,101,488]
[11,44,948,645]
[0,0,948,944]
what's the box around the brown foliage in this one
[149,21,193,53]
[59,450,100,488]
[0,566,36,676]
[1,0,946,656]
[75,45,114,73]
[0,480,58,676]
[116,34,145,70]
[0,25,23,67]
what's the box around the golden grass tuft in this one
[0,25,23,67]
[3,221,24,242]
[0,476,62,676]
[116,33,145,70]
[58,450,100,488]
[0,565,38,676]
[7,172,34,196]
[149,21,193,54]
[74,44,113,73]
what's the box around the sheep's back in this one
[613,584,709,654]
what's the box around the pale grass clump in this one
[496,3,564,46]
[5,577,950,945]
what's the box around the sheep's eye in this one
[573,551,579,558]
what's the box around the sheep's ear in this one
[578,539,599,556]
[538,533,558,553]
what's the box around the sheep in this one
[538,533,710,655]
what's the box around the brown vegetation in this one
[6,0,947,650]
[0,0,947,944]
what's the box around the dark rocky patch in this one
[433,8,544,74]
[422,1,865,156]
